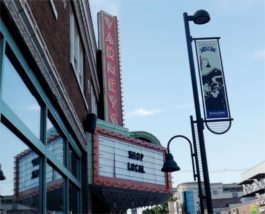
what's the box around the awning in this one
[249,173,265,180]
[90,185,171,210]
[240,189,265,198]
[239,179,254,185]
[240,192,256,198]
[239,173,265,185]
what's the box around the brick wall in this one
[28,0,91,126]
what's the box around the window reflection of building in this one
[15,128,64,209]
[0,16,81,212]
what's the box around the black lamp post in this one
[161,134,204,213]
[183,10,213,213]
[0,164,6,181]
[161,135,195,178]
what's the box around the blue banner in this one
[195,39,230,120]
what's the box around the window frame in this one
[88,79,98,115]
[49,0,58,20]
[70,9,84,93]
[0,18,82,213]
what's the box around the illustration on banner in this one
[195,39,229,120]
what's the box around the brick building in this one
[0,0,171,213]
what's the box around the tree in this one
[142,196,177,214]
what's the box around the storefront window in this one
[0,20,81,214]
[46,164,64,213]
[2,53,41,139]
[69,181,79,214]
[0,123,40,213]
[69,146,79,179]
[46,116,65,165]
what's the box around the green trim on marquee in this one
[86,133,93,185]
[96,119,129,136]
[96,119,161,146]
[129,131,161,146]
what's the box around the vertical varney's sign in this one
[98,11,123,126]
[195,39,230,120]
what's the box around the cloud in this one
[175,103,193,110]
[89,0,121,40]
[89,0,121,17]
[124,103,193,118]
[252,49,265,61]
[25,104,40,111]
[210,0,259,14]
[125,108,165,118]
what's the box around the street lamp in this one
[161,135,204,213]
[161,135,195,180]
[192,10,210,25]
[183,9,213,213]
[161,152,180,173]
[0,164,5,214]
[0,164,5,181]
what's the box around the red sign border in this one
[93,127,171,193]
[98,11,123,126]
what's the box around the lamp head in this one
[161,153,180,172]
[0,164,6,181]
[192,10,210,25]
[206,62,211,68]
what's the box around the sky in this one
[89,0,265,186]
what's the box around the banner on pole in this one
[195,39,230,120]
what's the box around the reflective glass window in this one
[69,182,79,214]
[70,10,84,91]
[46,116,65,165]
[69,146,79,179]
[2,53,41,138]
[46,163,64,213]
[0,123,40,213]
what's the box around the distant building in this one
[240,161,265,200]
[222,160,265,214]
[173,182,243,214]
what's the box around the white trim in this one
[70,10,85,95]
[70,10,75,67]
[69,10,89,110]
[90,80,97,115]
[49,0,58,20]
[77,1,100,99]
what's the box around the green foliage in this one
[142,205,168,214]
[142,196,177,214]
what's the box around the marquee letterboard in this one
[98,135,165,185]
